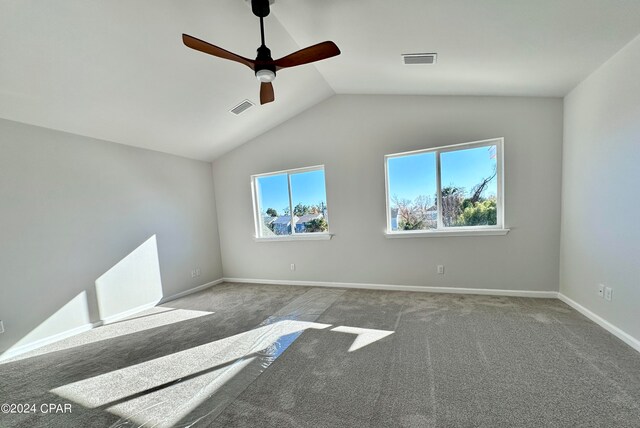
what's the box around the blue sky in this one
[257,146,496,216]
[388,145,497,204]
[257,169,327,216]
[388,152,437,205]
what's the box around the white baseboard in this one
[222,277,559,299]
[159,278,225,304]
[558,293,640,353]
[99,279,225,324]
[225,278,638,354]
[4,279,637,362]
[0,279,224,362]
[0,321,102,362]
[100,302,159,325]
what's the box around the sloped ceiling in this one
[275,0,640,97]
[1,0,640,160]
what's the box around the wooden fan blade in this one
[182,34,255,70]
[260,82,275,104]
[274,41,340,69]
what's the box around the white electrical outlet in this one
[598,284,605,298]
[196,268,201,277]
[437,265,444,274]
[290,264,295,271]
[0,320,4,334]
[604,287,613,301]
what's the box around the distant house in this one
[272,215,299,235]
[391,206,437,230]
[261,216,277,236]
[390,208,399,230]
[425,206,437,222]
[417,206,438,228]
[295,213,324,233]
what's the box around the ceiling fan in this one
[182,0,341,105]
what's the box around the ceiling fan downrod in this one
[253,0,275,83]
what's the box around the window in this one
[252,165,330,240]
[385,138,506,236]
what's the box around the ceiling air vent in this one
[230,100,254,115]
[402,53,437,65]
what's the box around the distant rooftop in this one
[296,213,323,223]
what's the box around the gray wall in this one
[0,119,223,354]
[561,35,640,341]
[213,95,563,291]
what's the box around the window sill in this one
[254,234,333,242]
[384,228,510,238]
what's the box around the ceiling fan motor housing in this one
[255,45,276,81]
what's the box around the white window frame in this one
[384,137,509,238]
[251,165,332,242]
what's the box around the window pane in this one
[290,169,329,234]
[255,174,291,236]
[440,145,498,227]
[387,152,437,231]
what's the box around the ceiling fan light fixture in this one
[256,69,276,82]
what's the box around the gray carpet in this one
[1,283,639,427]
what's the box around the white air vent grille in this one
[402,53,437,65]
[230,100,254,115]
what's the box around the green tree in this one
[305,217,328,232]
[293,203,311,216]
[441,186,464,197]
[400,216,424,230]
[457,199,497,226]
[266,208,278,217]
[457,170,497,223]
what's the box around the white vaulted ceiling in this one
[1,0,640,160]
[274,0,640,97]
